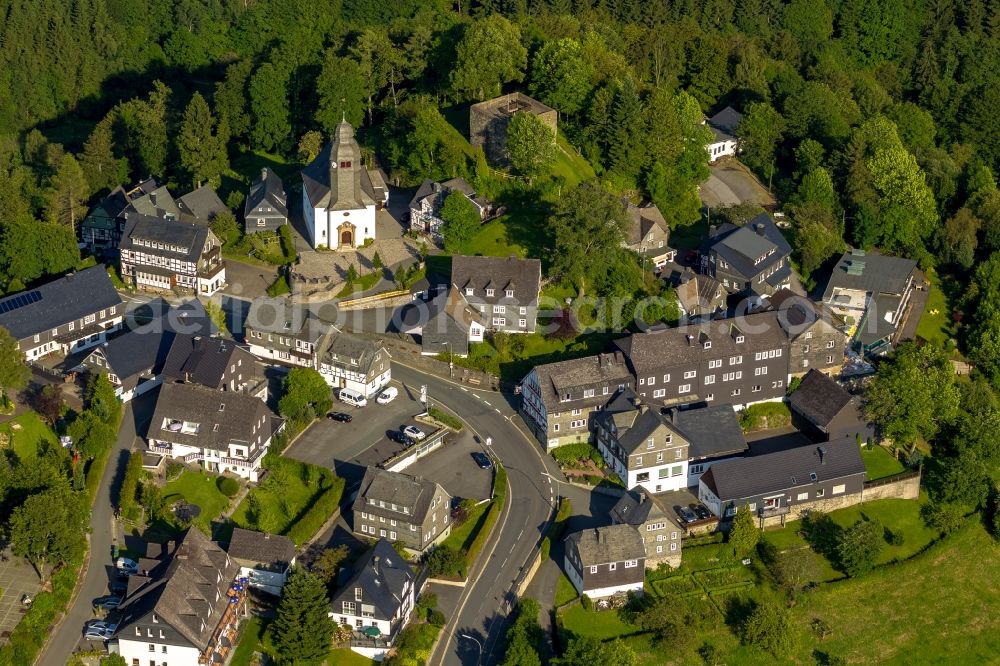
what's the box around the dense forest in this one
[3,0,1000,365]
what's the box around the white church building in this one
[301,119,389,250]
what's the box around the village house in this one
[119,213,226,295]
[81,178,180,254]
[788,369,872,444]
[0,266,124,361]
[330,539,417,661]
[244,167,288,234]
[670,404,748,487]
[673,270,726,321]
[765,289,847,376]
[162,334,267,398]
[146,382,282,482]
[822,249,917,357]
[352,467,452,553]
[704,106,742,161]
[610,487,683,568]
[520,352,634,449]
[110,529,246,666]
[701,214,793,299]
[564,525,646,599]
[411,286,486,358]
[623,203,675,272]
[80,329,174,403]
[451,255,542,334]
[408,177,493,236]
[318,331,392,398]
[613,311,790,410]
[226,528,296,596]
[301,119,388,250]
[698,438,867,526]
[176,185,228,224]
[244,299,329,369]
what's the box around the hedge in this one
[286,476,346,546]
[428,407,463,431]
[540,497,573,561]
[461,462,508,578]
[550,442,604,467]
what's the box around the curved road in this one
[391,363,562,666]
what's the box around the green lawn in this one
[442,500,491,553]
[915,268,952,346]
[328,649,378,666]
[554,573,579,607]
[0,411,57,460]
[162,470,233,533]
[551,134,596,188]
[230,617,264,666]
[559,603,642,641]
[861,445,906,480]
[337,271,382,298]
[462,216,530,258]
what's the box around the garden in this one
[160,469,235,533]
[860,443,907,480]
[0,411,58,460]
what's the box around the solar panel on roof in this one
[0,290,42,315]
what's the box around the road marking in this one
[495,408,501,414]
[460,386,468,391]
[473,394,482,400]
[500,556,508,568]
[483,400,491,406]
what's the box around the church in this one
[301,119,388,250]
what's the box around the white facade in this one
[115,636,201,666]
[246,341,314,368]
[319,363,391,398]
[564,558,645,600]
[22,315,124,361]
[706,138,738,161]
[698,481,722,516]
[332,579,415,662]
[303,187,376,250]
[597,438,689,494]
[239,564,290,597]
[116,376,163,404]
[148,433,272,483]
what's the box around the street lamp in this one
[459,633,483,666]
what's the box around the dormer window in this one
[703,341,712,349]
[486,288,494,297]
[736,335,744,343]
[465,288,473,296]
[506,289,514,298]
[355,587,363,601]
[340,161,352,168]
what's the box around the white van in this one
[338,388,368,407]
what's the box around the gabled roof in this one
[301,120,378,211]
[120,213,212,263]
[226,528,295,571]
[0,266,123,341]
[245,168,288,218]
[529,352,632,410]
[822,250,917,300]
[700,438,865,501]
[707,106,743,142]
[610,487,678,529]
[245,299,329,344]
[321,331,386,372]
[765,290,846,338]
[709,214,791,281]
[331,539,414,622]
[84,329,174,390]
[353,467,449,525]
[671,404,747,459]
[114,528,238,652]
[675,271,724,315]
[177,186,228,224]
[788,369,854,429]
[149,382,274,453]
[125,181,181,220]
[82,185,131,230]
[566,524,646,565]
[625,203,669,247]
[451,255,541,307]
[596,392,686,455]
[420,287,484,356]
[161,334,253,389]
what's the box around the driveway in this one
[404,431,494,501]
[0,552,43,644]
[700,160,776,209]
[221,260,279,300]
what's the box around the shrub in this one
[836,519,883,576]
[740,599,795,656]
[883,525,904,547]
[428,407,463,431]
[739,403,791,431]
[550,442,603,467]
[581,594,593,611]
[217,476,240,498]
[428,609,446,626]
[426,545,465,577]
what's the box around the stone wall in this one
[470,93,558,165]
[861,471,921,501]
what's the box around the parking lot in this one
[404,432,494,501]
[0,550,43,644]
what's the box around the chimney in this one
[261,167,268,181]
[150,192,157,206]
[818,446,826,464]
[686,334,694,346]
[755,223,765,236]
[709,224,717,238]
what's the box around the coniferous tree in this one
[250,63,291,153]
[214,60,253,144]
[80,114,127,196]
[271,569,334,665]
[44,154,88,228]
[178,92,228,189]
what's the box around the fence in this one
[383,430,449,473]
[862,470,921,501]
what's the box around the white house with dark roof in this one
[401,285,485,358]
[226,528,296,596]
[146,382,283,482]
[244,298,330,369]
[564,524,646,599]
[698,438,867,526]
[408,177,493,236]
[318,331,391,397]
[111,528,245,666]
[704,106,742,161]
[821,249,917,357]
[330,539,417,660]
[301,120,388,250]
[244,167,288,234]
[161,334,266,398]
[0,266,124,361]
[119,213,226,295]
[80,329,174,402]
[450,255,541,334]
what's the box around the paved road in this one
[391,362,563,666]
[40,392,157,664]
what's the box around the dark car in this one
[92,595,122,610]
[471,451,493,469]
[327,412,352,423]
[693,505,712,520]
[388,430,415,446]
[677,506,697,524]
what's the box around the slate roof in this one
[321,331,386,372]
[610,487,677,529]
[596,392,684,455]
[765,289,847,337]
[530,352,632,410]
[161,334,251,388]
[120,213,211,263]
[353,467,449,525]
[451,255,541,307]
[301,120,379,211]
[245,168,288,218]
[613,311,788,374]
[0,266,123,341]
[788,369,854,428]
[114,528,238,652]
[858,292,903,346]
[149,382,274,453]
[707,106,742,142]
[671,404,747,459]
[566,524,646,565]
[420,287,484,356]
[625,203,669,246]
[245,299,329,344]
[177,186,228,224]
[85,329,174,390]
[709,214,791,281]
[822,250,917,300]
[82,185,131,231]
[331,539,414,623]
[700,438,865,501]
[409,177,490,214]
[675,271,724,315]
[226,528,295,571]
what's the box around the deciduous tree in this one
[9,483,89,579]
[0,326,29,399]
[550,183,630,294]
[315,55,367,133]
[250,63,291,153]
[279,368,333,426]
[44,154,88,228]
[506,111,556,181]
[529,38,592,116]
[740,599,794,656]
[836,519,883,577]
[450,15,527,101]
[440,191,481,253]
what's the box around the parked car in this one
[388,430,415,446]
[376,387,398,404]
[327,412,353,423]
[85,620,117,633]
[115,557,138,574]
[471,451,493,470]
[677,506,697,524]
[338,388,368,407]
[402,425,426,441]
[693,505,712,520]
[84,625,115,640]
[92,595,122,610]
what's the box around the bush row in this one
[286,476,346,546]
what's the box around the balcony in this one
[183,452,203,463]
[150,443,172,455]
[758,505,790,519]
